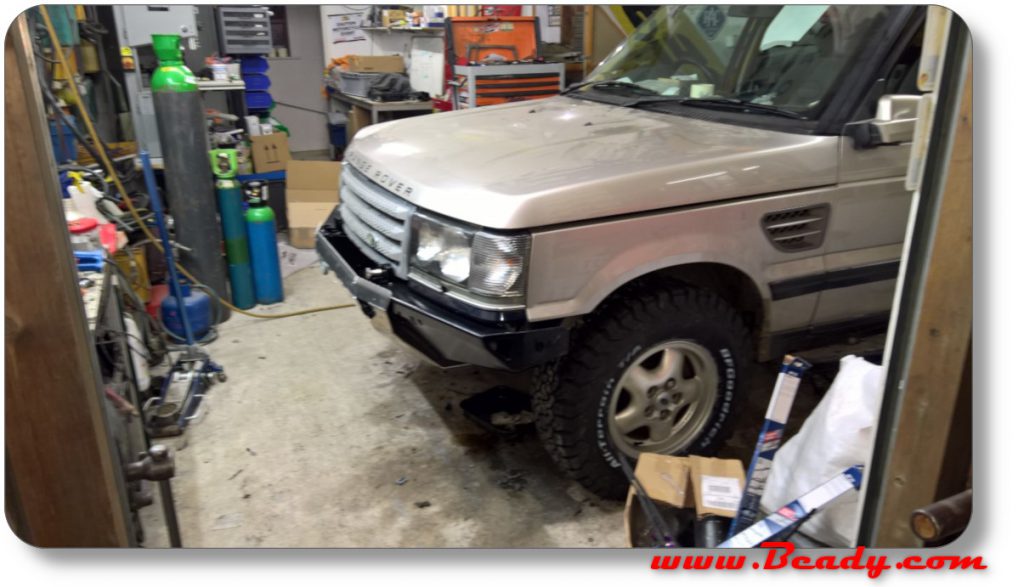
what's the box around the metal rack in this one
[216,5,273,55]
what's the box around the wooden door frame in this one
[4,14,130,546]
[858,18,973,547]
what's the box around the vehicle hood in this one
[347,96,838,229]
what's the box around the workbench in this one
[328,89,435,125]
[327,88,435,158]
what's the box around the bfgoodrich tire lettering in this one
[533,283,750,499]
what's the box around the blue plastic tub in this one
[242,73,271,91]
[245,90,274,111]
[240,56,269,74]
[328,123,347,148]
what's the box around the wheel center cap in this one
[656,392,672,407]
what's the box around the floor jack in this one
[139,151,226,438]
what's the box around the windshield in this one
[578,5,893,117]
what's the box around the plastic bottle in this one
[66,173,103,220]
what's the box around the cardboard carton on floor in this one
[347,54,405,73]
[624,453,745,547]
[251,132,290,173]
[689,455,746,519]
[285,160,341,249]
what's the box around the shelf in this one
[361,26,444,33]
[197,80,247,92]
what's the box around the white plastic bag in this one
[760,355,885,546]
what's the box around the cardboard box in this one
[689,455,746,519]
[346,54,405,73]
[380,10,407,29]
[634,453,693,508]
[624,454,746,547]
[285,160,341,249]
[251,132,290,173]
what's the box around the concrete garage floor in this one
[144,266,882,548]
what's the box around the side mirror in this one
[851,94,922,149]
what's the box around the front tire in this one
[533,283,751,499]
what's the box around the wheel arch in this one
[590,262,769,350]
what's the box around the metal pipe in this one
[911,489,971,542]
[158,479,182,547]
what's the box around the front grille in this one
[339,165,415,277]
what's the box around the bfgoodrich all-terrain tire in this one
[533,283,751,499]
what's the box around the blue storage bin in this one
[245,90,274,111]
[240,56,269,74]
[243,73,271,91]
[328,123,347,148]
[49,115,78,163]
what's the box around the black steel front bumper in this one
[315,208,569,371]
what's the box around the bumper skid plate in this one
[316,210,568,371]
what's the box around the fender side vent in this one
[761,204,830,252]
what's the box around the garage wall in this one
[593,7,627,69]
[320,5,373,64]
[535,6,563,43]
[267,5,329,153]
[189,6,229,114]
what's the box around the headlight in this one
[439,246,472,283]
[410,213,530,305]
[414,223,446,264]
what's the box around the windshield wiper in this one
[562,79,661,97]
[624,96,806,120]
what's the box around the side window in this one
[852,25,924,120]
[883,27,924,96]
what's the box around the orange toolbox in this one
[444,16,565,109]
